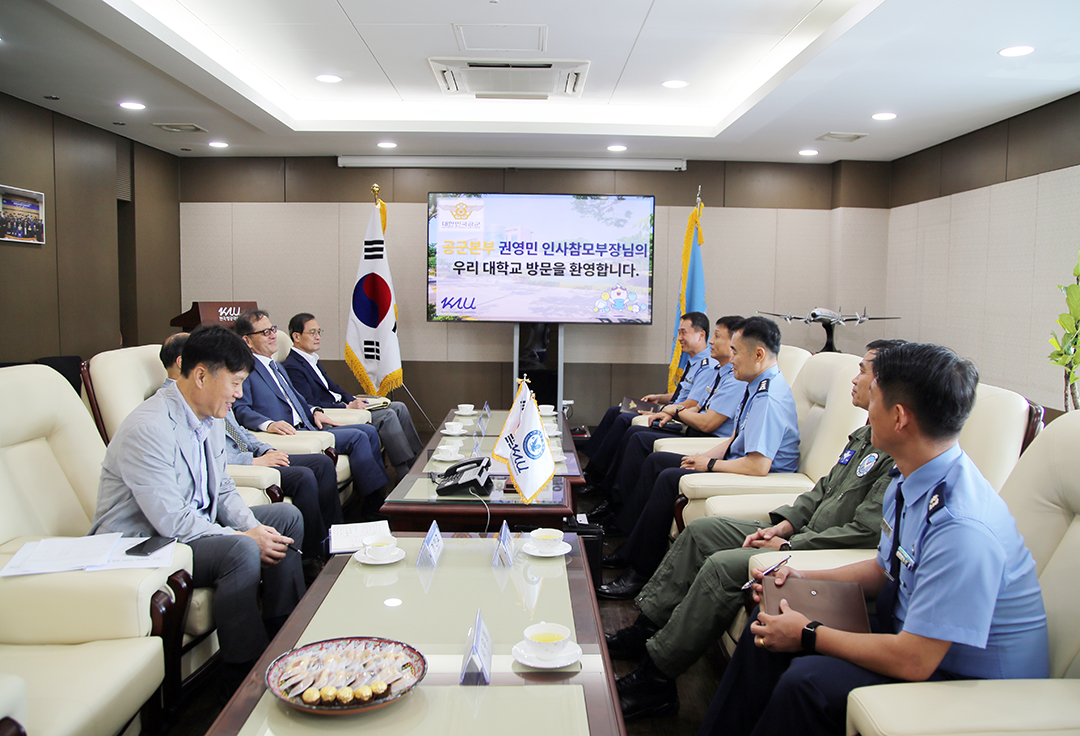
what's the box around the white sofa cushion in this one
[0,638,162,736]
[0,672,27,726]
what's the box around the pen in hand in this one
[287,543,303,556]
[740,554,791,591]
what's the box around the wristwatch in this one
[802,621,823,653]
[779,541,792,551]
[707,458,717,472]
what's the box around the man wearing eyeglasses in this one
[284,312,422,478]
[231,310,388,520]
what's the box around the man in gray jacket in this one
[91,326,305,681]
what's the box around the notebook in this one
[761,577,871,634]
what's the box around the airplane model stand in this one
[756,307,901,355]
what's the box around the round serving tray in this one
[265,636,426,715]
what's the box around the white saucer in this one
[522,540,572,558]
[352,547,406,565]
[455,410,478,416]
[539,410,558,417]
[551,454,566,463]
[432,452,464,462]
[441,429,468,436]
[512,640,582,669]
[544,430,562,437]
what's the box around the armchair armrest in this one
[846,680,1080,736]
[748,548,877,576]
[227,464,283,504]
[252,430,334,454]
[631,414,650,427]
[0,674,27,730]
[0,537,193,644]
[653,437,727,455]
[321,407,370,425]
[680,472,816,500]
[703,493,802,522]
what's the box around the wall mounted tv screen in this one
[427,192,655,324]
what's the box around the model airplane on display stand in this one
[757,307,901,353]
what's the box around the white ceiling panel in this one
[176,0,353,26]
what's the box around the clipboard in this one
[761,577,871,634]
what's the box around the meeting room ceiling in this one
[1,0,1079,164]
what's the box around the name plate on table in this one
[491,520,514,567]
[416,520,444,568]
[482,401,491,423]
[460,609,493,686]
[477,414,489,436]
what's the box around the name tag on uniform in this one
[838,449,856,465]
[880,518,893,538]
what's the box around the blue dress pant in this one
[279,452,341,557]
[699,609,966,736]
[583,407,636,481]
[325,423,387,496]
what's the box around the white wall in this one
[179,162,1080,410]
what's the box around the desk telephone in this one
[432,456,492,496]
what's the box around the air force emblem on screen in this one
[438,201,484,231]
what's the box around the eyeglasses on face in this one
[246,325,277,337]
[304,328,324,336]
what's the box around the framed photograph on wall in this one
[0,184,45,244]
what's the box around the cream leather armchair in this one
[0,364,192,733]
[81,344,285,505]
[0,674,27,736]
[843,407,1080,736]
[655,352,866,529]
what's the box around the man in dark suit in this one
[284,312,422,478]
[231,310,388,519]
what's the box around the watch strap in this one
[802,621,823,653]
[707,457,717,472]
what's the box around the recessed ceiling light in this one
[872,112,897,121]
[999,45,1035,57]
[377,141,398,149]
[208,141,229,148]
[119,102,146,110]
[315,74,343,83]
[799,149,819,156]
[662,80,689,89]
[607,145,627,152]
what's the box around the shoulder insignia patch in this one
[756,379,770,393]
[856,453,878,477]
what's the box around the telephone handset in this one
[433,456,492,496]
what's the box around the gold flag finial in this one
[371,183,380,202]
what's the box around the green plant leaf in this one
[1066,283,1080,314]
[1059,314,1077,332]
[1050,335,1061,350]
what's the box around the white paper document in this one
[328,520,392,554]
[0,534,176,576]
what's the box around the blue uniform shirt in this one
[875,444,1049,679]
[726,365,800,472]
[691,362,746,437]
[673,347,715,404]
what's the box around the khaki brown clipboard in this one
[761,577,871,634]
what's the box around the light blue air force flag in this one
[492,379,555,504]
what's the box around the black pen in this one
[287,543,303,556]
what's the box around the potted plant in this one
[1049,249,1080,411]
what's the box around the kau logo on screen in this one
[441,296,476,311]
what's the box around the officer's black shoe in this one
[605,623,652,660]
[587,499,613,519]
[601,518,626,538]
[602,552,627,569]
[617,655,679,721]
[577,483,603,497]
[596,568,650,600]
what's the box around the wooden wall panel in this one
[179,157,285,202]
[132,143,181,344]
[940,121,1008,196]
[1007,91,1080,182]
[724,162,832,209]
[53,114,120,359]
[890,146,942,207]
[285,158,395,202]
[830,160,890,209]
[615,161,725,207]
[0,94,59,362]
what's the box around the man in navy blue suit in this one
[231,310,388,519]
[284,312,422,478]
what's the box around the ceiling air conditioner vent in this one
[816,132,867,143]
[430,58,589,99]
[153,123,208,133]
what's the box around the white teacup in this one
[445,421,464,434]
[543,423,558,435]
[530,527,565,554]
[363,534,398,561]
[523,622,571,659]
[457,403,474,414]
[441,438,464,449]
[538,404,555,415]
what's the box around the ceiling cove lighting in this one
[607,145,627,152]
[315,74,343,83]
[208,141,229,148]
[338,156,687,171]
[662,80,689,89]
[377,141,398,149]
[799,149,819,156]
[872,112,897,121]
[119,101,145,110]
[999,45,1035,57]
